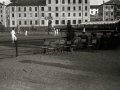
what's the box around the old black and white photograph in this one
[0,0,120,90]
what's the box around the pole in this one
[15,40,18,57]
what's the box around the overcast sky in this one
[0,0,110,5]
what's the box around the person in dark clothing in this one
[99,32,109,50]
[80,31,88,49]
[90,32,99,49]
[109,31,114,49]
[112,30,120,49]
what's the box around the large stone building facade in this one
[6,0,90,27]
[0,2,6,27]
[98,0,120,21]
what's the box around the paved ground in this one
[0,31,120,90]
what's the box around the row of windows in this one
[48,0,88,4]
[11,12,88,18]
[12,19,88,25]
[105,5,114,10]
[42,12,88,17]
[47,6,88,11]
[11,6,88,12]
[12,7,38,11]
[105,12,114,16]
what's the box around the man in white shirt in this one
[11,28,17,43]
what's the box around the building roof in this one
[103,0,120,5]
[0,3,4,5]
[7,0,46,6]
[90,5,99,9]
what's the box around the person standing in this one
[25,30,28,36]
[11,28,17,43]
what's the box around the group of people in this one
[78,30,120,50]
[51,28,59,36]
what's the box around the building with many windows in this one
[0,2,6,27]
[98,0,120,21]
[6,0,90,27]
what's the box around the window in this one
[56,7,59,11]
[56,0,58,4]
[1,15,2,17]
[78,20,81,24]
[48,0,51,4]
[29,7,32,11]
[35,13,37,17]
[85,6,87,10]
[79,13,81,16]
[91,11,93,13]
[0,6,2,8]
[73,20,76,24]
[48,13,51,17]
[79,0,81,3]
[48,7,51,11]
[85,12,87,16]
[106,6,108,9]
[41,13,44,17]
[62,20,65,24]
[24,21,27,25]
[12,13,14,17]
[111,12,113,15]
[68,0,70,4]
[73,7,76,10]
[12,20,15,25]
[24,13,26,17]
[111,6,113,9]
[106,12,108,16]
[67,20,71,24]
[62,7,65,11]
[12,7,14,11]
[85,19,88,22]
[18,7,21,11]
[30,20,32,25]
[68,7,70,11]
[1,10,2,13]
[68,13,70,16]
[62,0,65,4]
[19,13,21,17]
[79,6,81,10]
[35,7,37,11]
[85,0,87,3]
[41,7,44,11]
[56,13,59,17]
[42,20,44,25]
[73,0,76,4]
[24,7,26,11]
[19,21,21,25]
[55,20,59,24]
[62,13,65,17]
[35,20,38,25]
[30,13,32,17]
[73,13,76,16]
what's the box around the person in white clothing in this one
[56,29,58,36]
[25,30,28,36]
[11,28,17,43]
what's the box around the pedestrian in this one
[11,28,17,43]
[56,29,59,36]
[25,30,28,36]
[99,32,109,50]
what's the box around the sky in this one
[0,0,110,5]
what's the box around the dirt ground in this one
[0,31,120,90]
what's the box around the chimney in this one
[3,1,5,5]
[103,0,105,4]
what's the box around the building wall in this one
[0,3,6,27]
[6,0,90,27]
